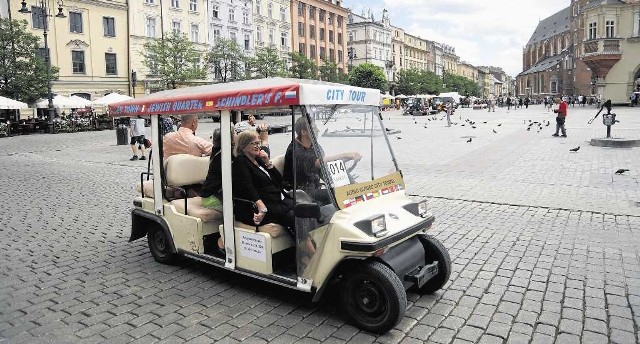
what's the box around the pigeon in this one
[527,127,531,131]
[385,128,392,132]
[471,126,477,129]
[466,137,472,143]
[569,146,580,152]
[483,121,487,124]
[396,136,402,139]
[492,129,497,133]
[346,126,351,130]
[497,123,502,126]
[615,169,629,175]
[546,122,550,127]
[461,124,466,127]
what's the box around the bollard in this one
[602,112,616,139]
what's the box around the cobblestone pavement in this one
[1,104,640,343]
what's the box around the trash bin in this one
[116,125,128,145]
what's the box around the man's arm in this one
[194,136,213,156]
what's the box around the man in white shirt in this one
[129,117,147,161]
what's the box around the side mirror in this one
[294,203,321,219]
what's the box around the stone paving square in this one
[0,103,639,343]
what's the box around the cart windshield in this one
[293,105,401,208]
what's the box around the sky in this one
[344,0,570,77]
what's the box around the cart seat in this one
[233,221,294,253]
[272,155,285,175]
[170,197,222,223]
[165,154,209,186]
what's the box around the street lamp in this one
[19,0,66,134]
[347,47,357,71]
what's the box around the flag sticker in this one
[205,101,214,107]
[285,91,297,99]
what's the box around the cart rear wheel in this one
[416,235,451,294]
[147,228,177,264]
[339,261,406,333]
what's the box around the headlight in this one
[354,215,388,237]
[371,216,387,237]
[418,201,428,217]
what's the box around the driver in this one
[283,117,361,204]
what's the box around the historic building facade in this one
[9,0,130,100]
[390,24,405,81]
[253,0,291,64]
[346,9,393,79]
[291,0,348,72]
[519,0,640,104]
[458,61,480,83]
[403,33,429,71]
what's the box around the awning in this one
[35,95,91,109]
[0,96,28,110]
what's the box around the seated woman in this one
[201,126,236,211]
[232,131,294,232]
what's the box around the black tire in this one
[339,261,406,333]
[416,234,451,294]
[147,228,178,264]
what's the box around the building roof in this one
[526,7,571,46]
[584,0,625,10]
[518,54,565,76]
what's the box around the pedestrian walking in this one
[506,97,512,111]
[551,97,568,138]
[129,116,147,160]
[524,97,530,109]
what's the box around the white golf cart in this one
[110,78,451,333]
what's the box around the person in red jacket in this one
[552,97,568,137]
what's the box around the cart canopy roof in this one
[109,78,381,117]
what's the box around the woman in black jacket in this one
[232,131,294,231]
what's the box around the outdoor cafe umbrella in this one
[0,95,28,110]
[395,94,408,99]
[35,95,88,109]
[92,93,133,106]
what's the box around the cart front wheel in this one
[148,228,177,264]
[415,234,451,294]
[339,261,406,333]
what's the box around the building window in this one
[69,12,83,33]
[299,43,306,56]
[172,21,181,34]
[189,0,196,11]
[349,32,353,41]
[212,5,219,18]
[191,24,199,42]
[328,13,334,25]
[72,50,85,74]
[319,9,325,22]
[230,32,236,42]
[328,30,334,43]
[256,0,261,15]
[298,22,304,36]
[605,20,614,38]
[338,32,342,44]
[256,26,262,42]
[144,0,154,4]
[337,15,342,28]
[297,2,305,16]
[320,47,326,59]
[103,17,115,37]
[105,53,117,75]
[229,9,235,22]
[338,49,343,62]
[309,6,315,18]
[635,11,640,36]
[329,48,335,62]
[213,28,221,42]
[319,27,325,41]
[31,6,45,29]
[244,34,250,50]
[550,80,558,93]
[170,0,179,8]
[309,24,315,39]
[146,17,156,37]
[243,11,249,24]
[280,7,286,22]
[269,28,274,45]
[268,3,273,18]
[281,32,287,47]
[310,45,316,58]
[588,22,597,40]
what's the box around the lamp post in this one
[18,0,66,134]
[347,47,357,71]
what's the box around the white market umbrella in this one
[69,95,93,107]
[382,93,395,99]
[92,93,133,106]
[35,95,88,108]
[0,95,28,110]
[395,94,408,99]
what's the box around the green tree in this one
[206,38,245,83]
[395,69,420,95]
[288,52,317,79]
[0,18,59,104]
[248,46,286,78]
[348,63,387,92]
[318,58,339,82]
[143,31,206,89]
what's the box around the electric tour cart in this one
[110,78,451,333]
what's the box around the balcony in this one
[581,38,621,78]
